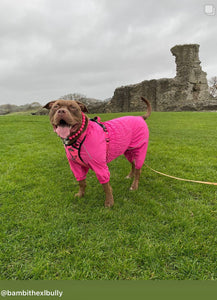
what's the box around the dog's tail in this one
[141,97,152,120]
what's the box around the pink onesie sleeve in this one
[87,159,110,184]
[65,148,89,181]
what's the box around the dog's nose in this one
[57,109,66,114]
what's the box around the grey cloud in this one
[0,0,217,105]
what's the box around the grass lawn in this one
[0,111,217,280]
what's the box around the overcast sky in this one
[0,0,217,105]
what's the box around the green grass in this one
[0,111,217,280]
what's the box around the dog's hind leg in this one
[130,168,141,190]
[126,161,136,179]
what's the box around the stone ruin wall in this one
[105,44,217,112]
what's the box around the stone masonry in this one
[105,44,217,112]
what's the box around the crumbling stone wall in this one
[105,44,217,112]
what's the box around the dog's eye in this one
[69,105,77,110]
[53,105,59,109]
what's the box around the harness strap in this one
[64,135,88,168]
[64,117,110,168]
[90,117,109,159]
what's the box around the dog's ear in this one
[43,101,56,110]
[75,101,89,113]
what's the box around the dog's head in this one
[43,99,88,139]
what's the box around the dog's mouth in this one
[59,119,68,126]
[53,119,80,139]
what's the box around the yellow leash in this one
[144,164,217,186]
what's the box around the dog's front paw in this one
[75,191,85,198]
[130,183,139,190]
[104,197,114,208]
[75,180,86,198]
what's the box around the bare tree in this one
[208,77,217,97]
[60,93,87,101]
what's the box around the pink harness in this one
[64,134,87,168]
[64,117,109,168]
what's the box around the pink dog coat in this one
[64,116,149,184]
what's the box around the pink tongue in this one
[55,126,71,139]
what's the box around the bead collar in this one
[64,112,87,145]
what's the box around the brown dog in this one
[44,97,151,207]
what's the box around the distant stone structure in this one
[0,102,41,115]
[104,44,217,112]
